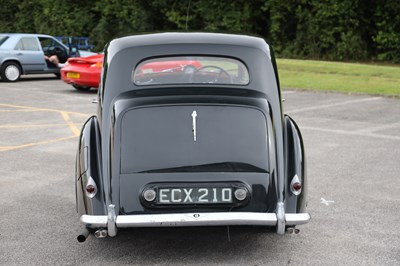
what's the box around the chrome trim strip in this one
[192,110,197,141]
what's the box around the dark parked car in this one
[0,33,94,82]
[76,33,310,242]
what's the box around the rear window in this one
[133,56,249,86]
[0,36,9,47]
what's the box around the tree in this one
[0,0,399,62]
[374,0,400,62]
[0,0,19,33]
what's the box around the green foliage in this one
[373,0,400,63]
[0,0,20,33]
[266,0,369,60]
[27,0,95,36]
[0,0,399,62]
[262,0,297,56]
[192,1,259,32]
[15,1,41,33]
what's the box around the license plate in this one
[66,72,80,79]
[157,187,232,204]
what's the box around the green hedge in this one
[1,0,399,63]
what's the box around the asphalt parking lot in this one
[0,75,399,265]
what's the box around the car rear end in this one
[61,54,102,88]
[80,94,281,237]
[76,34,310,242]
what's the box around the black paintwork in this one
[76,33,307,224]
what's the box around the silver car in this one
[0,33,94,82]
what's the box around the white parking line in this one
[282,90,297,94]
[289,97,381,114]
[302,126,400,141]
[321,198,335,206]
[356,121,400,133]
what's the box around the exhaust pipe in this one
[77,227,90,243]
[286,227,300,234]
[94,229,108,239]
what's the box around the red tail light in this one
[85,176,97,198]
[290,175,302,196]
[86,184,96,193]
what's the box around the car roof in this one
[103,32,277,95]
[0,33,56,38]
[0,33,67,49]
[108,32,270,58]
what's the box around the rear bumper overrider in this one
[80,204,310,236]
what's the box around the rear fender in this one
[75,116,106,216]
[284,115,307,213]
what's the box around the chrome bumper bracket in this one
[107,204,117,237]
[276,202,286,235]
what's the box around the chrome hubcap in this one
[5,65,20,81]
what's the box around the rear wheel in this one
[73,84,91,91]
[0,62,21,82]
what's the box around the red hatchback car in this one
[61,54,103,91]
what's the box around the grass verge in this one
[276,59,400,97]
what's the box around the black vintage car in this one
[76,33,310,242]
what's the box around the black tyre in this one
[54,73,61,79]
[73,84,91,91]
[0,61,21,82]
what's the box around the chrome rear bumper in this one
[80,209,310,236]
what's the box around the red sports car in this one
[61,54,203,91]
[61,54,103,91]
